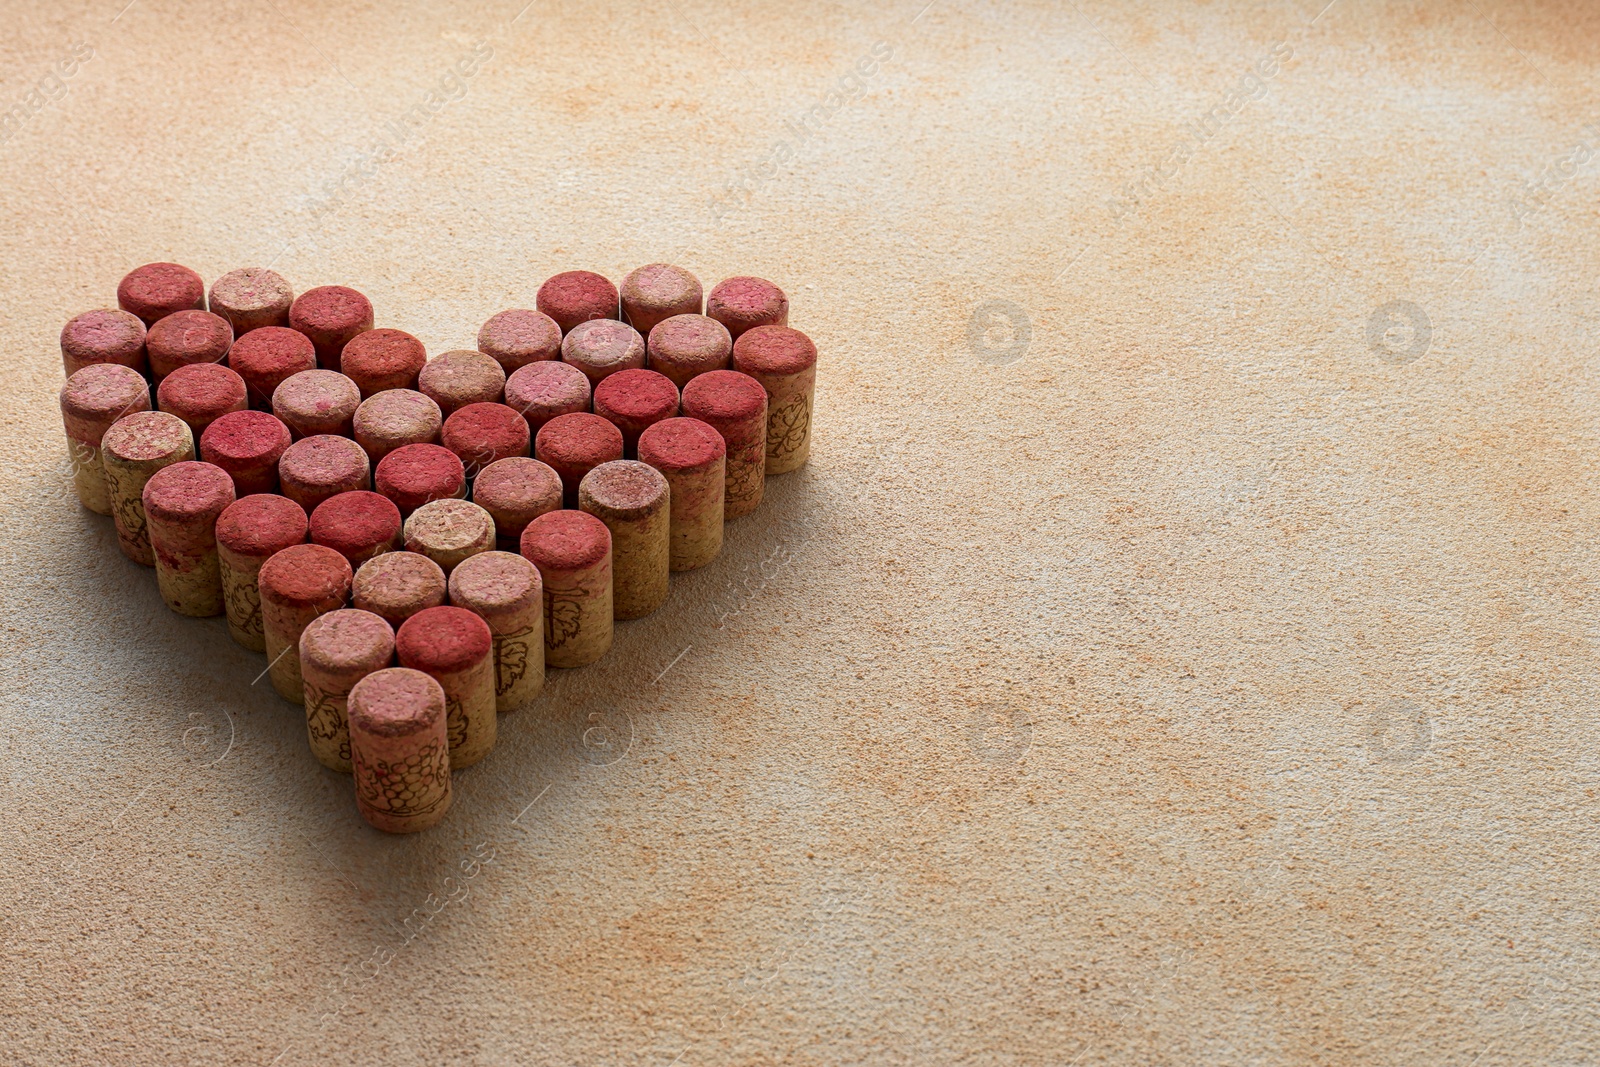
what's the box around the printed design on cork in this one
[111,485,148,549]
[445,693,468,753]
[545,594,584,651]
[768,392,810,458]
[222,570,265,639]
[354,741,449,816]
[494,625,539,697]
[725,447,765,507]
[304,685,350,762]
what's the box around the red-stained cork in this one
[353,550,447,628]
[503,360,591,438]
[638,417,726,571]
[60,364,151,514]
[353,389,443,463]
[448,551,543,711]
[101,411,196,565]
[215,493,308,651]
[644,313,731,389]
[118,262,206,326]
[142,461,236,617]
[272,369,361,439]
[397,606,496,768]
[157,362,248,436]
[300,608,396,773]
[560,319,645,385]
[681,370,768,518]
[200,410,293,496]
[417,350,506,415]
[478,309,562,374]
[209,268,294,335]
[470,456,562,548]
[621,264,703,339]
[259,543,353,702]
[441,402,530,477]
[61,308,148,378]
[732,325,818,474]
[289,285,373,373]
[348,667,452,833]
[537,270,618,335]
[375,443,465,516]
[579,460,669,620]
[342,329,427,398]
[278,434,371,512]
[535,412,624,508]
[229,327,318,410]
[594,368,679,456]
[146,310,233,382]
[706,276,789,340]
[519,510,612,668]
[311,490,403,567]
[402,499,495,575]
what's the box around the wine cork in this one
[61,308,147,378]
[288,285,373,373]
[560,319,645,386]
[396,606,496,769]
[519,510,612,669]
[403,498,495,576]
[593,368,679,456]
[644,313,732,389]
[374,443,465,517]
[707,276,788,340]
[353,389,443,463]
[229,327,317,410]
[417,350,506,415]
[118,262,205,326]
[579,461,669,620]
[348,668,452,833]
[271,369,361,439]
[503,360,591,439]
[199,410,293,496]
[101,411,195,565]
[681,370,767,518]
[259,543,352,703]
[279,434,371,513]
[59,364,151,514]
[621,264,703,339]
[534,413,623,508]
[156,362,248,436]
[146,310,233,382]
[209,268,294,335]
[142,460,236,617]
[353,551,447,628]
[441,402,530,478]
[470,457,562,549]
[537,270,618,335]
[300,608,395,773]
[478,309,562,374]
[216,494,307,651]
[342,329,427,398]
[448,551,543,711]
[732,325,818,474]
[310,490,403,567]
[638,417,725,571]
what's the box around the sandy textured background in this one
[3,1,1599,1063]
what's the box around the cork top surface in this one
[347,668,445,737]
[60,363,150,420]
[257,543,352,607]
[707,276,788,331]
[646,313,731,364]
[354,389,442,439]
[535,412,623,466]
[594,368,679,420]
[116,262,204,322]
[472,457,563,515]
[375,443,464,495]
[536,270,618,327]
[520,509,611,571]
[146,310,233,362]
[342,329,426,378]
[271,369,361,421]
[404,499,494,553]
[101,410,192,463]
[637,417,726,471]
[477,309,562,366]
[279,434,369,486]
[580,460,668,516]
[621,263,702,309]
[142,460,236,521]
[396,605,493,673]
[157,362,248,416]
[504,360,591,412]
[215,493,307,556]
[209,268,292,314]
[681,370,767,423]
[310,491,403,554]
[288,285,372,332]
[447,550,540,614]
[560,319,644,377]
[60,308,146,362]
[417,350,506,407]
[299,608,395,672]
[228,327,317,377]
[442,403,530,458]
[353,551,447,621]
[200,410,292,465]
[731,325,817,377]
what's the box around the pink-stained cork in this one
[396,606,496,768]
[621,264,703,339]
[278,434,371,513]
[342,329,427,398]
[117,262,205,326]
[560,319,645,386]
[645,314,731,389]
[706,276,788,340]
[310,490,403,567]
[519,510,612,668]
[441,402,530,478]
[503,360,591,438]
[579,460,669,620]
[593,368,679,457]
[537,270,618,335]
[353,551,447,628]
[157,362,248,436]
[61,308,148,378]
[146,310,233,382]
[216,493,308,651]
[470,457,562,548]
[209,268,294,335]
[447,550,543,711]
[353,389,443,464]
[403,498,495,576]
[60,364,151,514]
[478,309,562,374]
[375,443,465,516]
[348,667,452,833]
[288,285,373,373]
[200,410,293,496]
[638,417,726,571]
[271,369,361,439]
[681,370,768,518]
[142,460,236,617]
[300,608,396,773]
[535,412,623,508]
[732,325,818,474]
[259,543,353,702]
[101,410,196,565]
[417,350,506,415]
[229,327,318,410]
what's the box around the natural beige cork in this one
[347,668,451,834]
[402,498,495,576]
[447,551,543,712]
[579,460,670,620]
[731,325,818,474]
[208,267,294,335]
[259,544,353,704]
[352,551,448,628]
[100,411,195,565]
[215,494,308,652]
[142,461,236,617]
[59,363,151,515]
[519,510,612,669]
[637,417,726,572]
[300,608,396,773]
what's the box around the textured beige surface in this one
[2,1,1599,1064]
